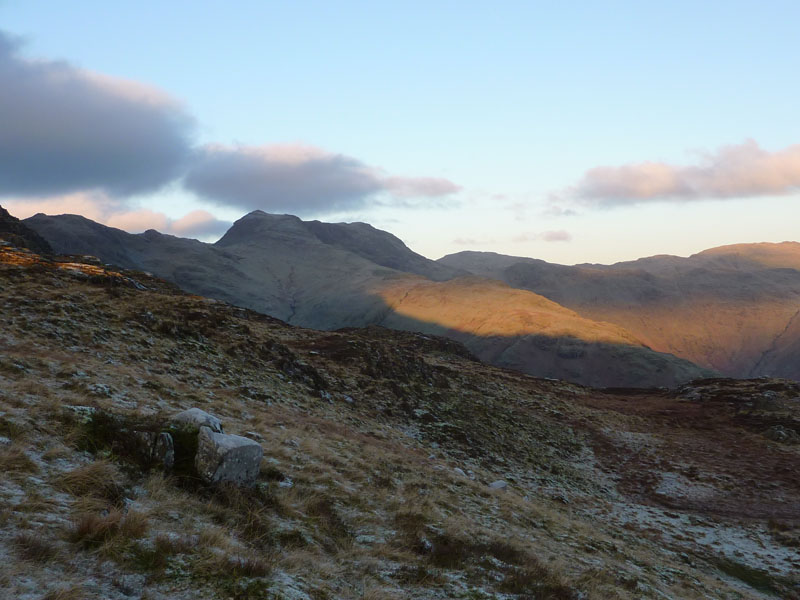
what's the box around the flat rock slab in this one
[171,408,223,433]
[195,426,262,486]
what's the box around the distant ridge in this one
[440,243,800,380]
[24,208,714,387]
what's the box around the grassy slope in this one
[0,246,798,600]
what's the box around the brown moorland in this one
[0,242,798,599]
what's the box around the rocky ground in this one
[0,244,798,599]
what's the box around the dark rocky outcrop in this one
[0,205,52,254]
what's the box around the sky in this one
[2,1,799,264]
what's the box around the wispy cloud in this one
[513,230,572,243]
[573,140,800,205]
[452,236,495,246]
[184,144,461,215]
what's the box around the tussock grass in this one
[304,495,352,552]
[13,531,60,563]
[39,586,85,600]
[498,563,576,598]
[68,508,148,548]
[57,460,125,504]
[128,533,194,574]
[0,445,39,473]
[206,483,281,545]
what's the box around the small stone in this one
[153,432,174,470]
[171,408,223,433]
[133,430,157,463]
[195,427,263,486]
[489,479,508,490]
[88,383,112,397]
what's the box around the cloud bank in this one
[184,144,460,215]
[0,31,194,198]
[575,140,800,205]
[1,29,460,235]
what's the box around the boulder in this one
[171,408,223,433]
[195,427,262,486]
[488,479,508,490]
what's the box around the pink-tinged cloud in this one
[4,193,229,240]
[184,143,460,215]
[575,140,800,205]
[106,209,169,233]
[513,230,572,243]
[0,31,194,198]
[452,237,495,246]
[2,192,117,222]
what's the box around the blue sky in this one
[2,1,799,263]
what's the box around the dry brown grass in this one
[68,508,148,548]
[0,445,39,474]
[57,459,125,504]
[13,531,60,562]
[41,443,72,461]
[362,584,402,600]
[39,586,86,600]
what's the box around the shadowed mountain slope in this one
[0,204,52,255]
[440,244,800,379]
[25,210,711,387]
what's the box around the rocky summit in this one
[1,235,798,599]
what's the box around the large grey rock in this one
[195,426,262,486]
[171,408,223,433]
[488,479,508,490]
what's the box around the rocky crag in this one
[0,205,52,255]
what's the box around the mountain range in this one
[13,207,800,387]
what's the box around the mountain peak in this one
[215,211,310,247]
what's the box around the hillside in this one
[440,245,800,380]
[23,209,710,387]
[1,242,799,599]
[374,276,711,388]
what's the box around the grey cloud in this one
[184,144,460,215]
[383,176,461,197]
[0,31,194,198]
[575,140,800,205]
